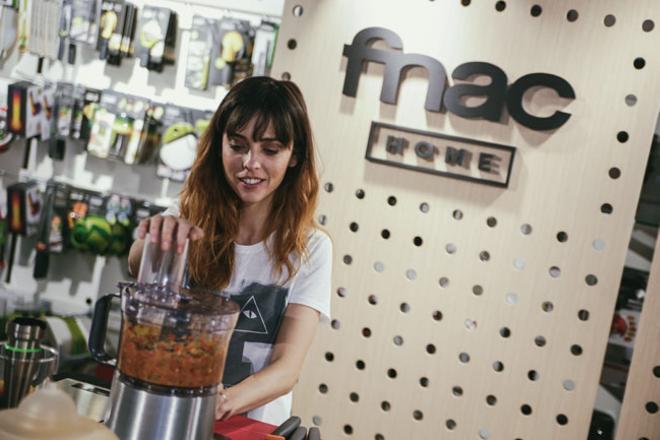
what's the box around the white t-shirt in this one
[162,203,332,425]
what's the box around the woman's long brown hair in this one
[180,77,319,290]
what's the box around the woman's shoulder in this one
[305,228,332,252]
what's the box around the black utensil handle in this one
[288,426,307,440]
[306,427,320,440]
[272,416,301,436]
[88,293,120,364]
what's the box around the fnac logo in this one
[342,27,576,131]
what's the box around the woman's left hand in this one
[215,388,237,421]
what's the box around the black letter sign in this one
[443,62,508,122]
[507,73,576,131]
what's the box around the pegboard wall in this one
[271,1,660,439]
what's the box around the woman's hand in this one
[215,387,238,421]
[136,214,204,254]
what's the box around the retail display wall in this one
[0,0,283,313]
[271,1,660,439]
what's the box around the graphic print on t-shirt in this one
[222,282,289,386]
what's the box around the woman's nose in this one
[243,150,260,169]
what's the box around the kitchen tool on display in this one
[89,237,240,440]
[0,317,59,408]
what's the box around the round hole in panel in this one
[653,366,660,377]
[413,410,424,421]
[495,1,505,12]
[433,310,443,321]
[556,414,569,425]
[381,229,390,239]
[319,383,328,394]
[530,5,542,17]
[312,415,322,426]
[362,327,372,338]
[419,202,430,213]
[446,419,457,430]
[566,9,578,22]
[493,361,504,372]
[506,293,518,305]
[439,276,450,287]
[520,223,533,235]
[601,203,614,214]
[356,360,366,370]
[473,285,484,296]
[617,131,629,143]
[331,319,341,330]
[535,336,547,347]
[406,269,417,280]
[446,243,457,254]
[387,196,397,206]
[465,319,477,331]
[413,236,423,246]
[343,255,353,265]
[487,216,497,227]
[542,301,554,312]
[426,344,437,354]
[642,19,655,32]
[420,377,430,387]
[528,370,539,381]
[549,266,561,278]
[375,433,384,439]
[287,39,297,50]
[578,309,590,321]
[355,188,365,199]
[318,214,327,226]
[452,386,463,397]
[349,392,359,402]
[479,250,491,262]
[486,395,497,406]
[281,72,291,81]
[479,428,491,440]
[571,344,583,356]
[604,14,616,26]
[500,327,511,338]
[634,57,646,69]
[557,231,568,242]
[393,335,404,346]
[625,94,637,106]
[461,0,470,6]
[646,402,659,414]
[387,368,397,379]
[337,287,347,298]
[593,239,606,251]
[452,209,463,220]
[563,379,575,391]
[368,295,378,305]
[585,274,598,286]
[381,401,391,411]
[609,167,621,179]
[292,4,303,16]
[521,404,533,415]
[325,352,334,362]
[349,222,359,232]
[344,425,353,435]
[513,258,526,271]
[459,352,471,363]
[400,302,411,313]
[374,261,385,272]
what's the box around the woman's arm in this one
[215,303,321,419]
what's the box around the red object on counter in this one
[214,415,276,440]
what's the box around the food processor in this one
[89,238,239,440]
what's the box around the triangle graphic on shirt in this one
[234,296,269,335]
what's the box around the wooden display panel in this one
[272,1,660,439]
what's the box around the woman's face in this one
[222,117,297,211]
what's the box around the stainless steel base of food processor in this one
[104,372,217,440]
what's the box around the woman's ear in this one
[288,153,298,167]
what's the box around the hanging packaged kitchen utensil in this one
[135,5,177,72]
[209,18,253,88]
[106,1,135,66]
[6,181,41,237]
[69,0,98,46]
[0,106,14,153]
[48,82,74,160]
[156,104,197,182]
[28,0,62,60]
[184,15,216,91]
[251,21,278,77]
[97,0,123,60]
[0,6,18,65]
[70,85,101,141]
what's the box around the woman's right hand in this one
[136,214,204,254]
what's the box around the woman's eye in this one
[229,143,245,152]
[264,149,279,156]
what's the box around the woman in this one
[128,76,332,425]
